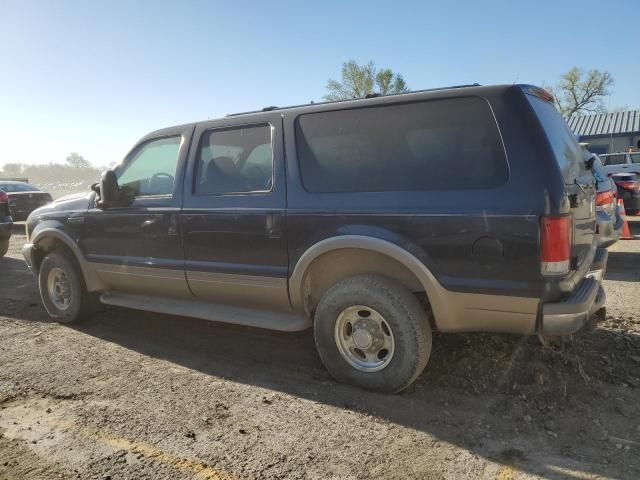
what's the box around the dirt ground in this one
[1,221,639,480]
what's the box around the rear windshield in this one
[527,96,587,181]
[295,97,508,193]
[601,154,627,166]
[0,182,39,193]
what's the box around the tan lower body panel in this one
[90,263,192,299]
[430,286,539,334]
[187,271,292,312]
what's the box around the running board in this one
[99,292,311,332]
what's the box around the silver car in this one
[600,151,640,176]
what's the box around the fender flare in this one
[31,227,106,292]
[288,235,447,321]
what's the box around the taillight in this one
[540,215,572,276]
[616,180,640,192]
[596,190,616,215]
[0,191,8,203]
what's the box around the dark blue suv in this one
[22,84,607,392]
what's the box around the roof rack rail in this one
[225,83,481,117]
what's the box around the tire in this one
[0,239,8,258]
[314,274,432,393]
[38,251,90,324]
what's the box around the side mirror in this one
[96,170,121,208]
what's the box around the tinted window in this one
[117,136,181,196]
[195,124,273,195]
[601,154,626,166]
[0,182,39,193]
[295,97,508,193]
[527,96,587,181]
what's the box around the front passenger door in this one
[81,126,193,298]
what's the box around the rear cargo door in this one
[527,95,596,267]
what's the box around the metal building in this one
[568,110,640,154]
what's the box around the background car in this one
[0,181,53,221]
[0,189,13,257]
[590,154,623,247]
[600,151,640,176]
[612,173,640,215]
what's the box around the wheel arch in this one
[289,235,445,324]
[31,226,106,292]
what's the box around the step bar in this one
[100,292,311,332]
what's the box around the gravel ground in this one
[1,221,639,480]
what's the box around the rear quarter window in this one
[295,97,508,193]
[527,96,587,181]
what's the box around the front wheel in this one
[38,251,90,324]
[0,239,8,257]
[314,274,432,393]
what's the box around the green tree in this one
[546,67,614,118]
[324,60,409,101]
[65,152,91,169]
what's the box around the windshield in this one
[0,182,39,193]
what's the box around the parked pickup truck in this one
[21,84,608,392]
[600,151,640,176]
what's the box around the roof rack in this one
[225,83,481,117]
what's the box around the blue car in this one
[588,153,623,248]
[22,84,608,393]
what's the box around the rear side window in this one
[601,154,626,166]
[630,153,640,164]
[295,97,508,193]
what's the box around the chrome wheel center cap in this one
[352,328,373,349]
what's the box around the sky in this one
[1,0,639,167]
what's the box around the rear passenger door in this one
[181,115,291,312]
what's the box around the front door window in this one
[117,136,182,197]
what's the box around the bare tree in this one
[324,60,409,101]
[65,152,91,169]
[546,67,613,118]
[1,163,24,176]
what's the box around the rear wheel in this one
[38,251,90,324]
[314,274,432,393]
[0,239,8,257]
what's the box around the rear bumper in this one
[595,213,621,248]
[541,248,608,336]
